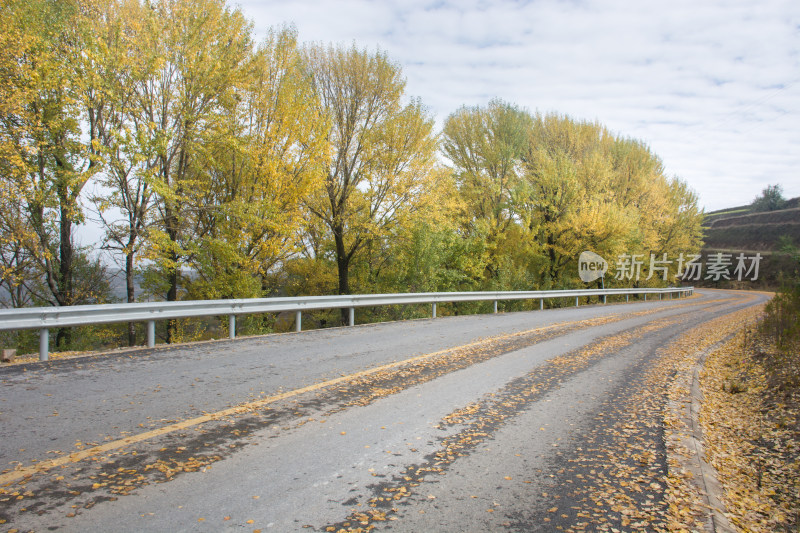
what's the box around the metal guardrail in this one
[0,287,693,361]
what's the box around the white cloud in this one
[236,0,800,211]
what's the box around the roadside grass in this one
[760,279,800,353]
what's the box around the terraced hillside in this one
[701,197,800,287]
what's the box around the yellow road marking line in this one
[0,292,740,487]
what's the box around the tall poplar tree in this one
[0,0,110,345]
[129,0,253,341]
[302,44,438,312]
[442,99,530,280]
[185,26,328,300]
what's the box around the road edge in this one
[663,295,771,532]
[667,340,737,532]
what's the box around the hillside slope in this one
[700,197,799,287]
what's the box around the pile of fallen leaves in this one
[700,322,800,531]
[660,306,764,532]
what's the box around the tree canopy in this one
[752,184,786,212]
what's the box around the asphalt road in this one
[0,289,767,532]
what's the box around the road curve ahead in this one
[0,289,766,532]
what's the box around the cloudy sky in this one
[237,0,799,212]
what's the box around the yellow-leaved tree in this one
[0,0,114,346]
[518,114,632,286]
[302,44,439,318]
[187,26,329,300]
[442,102,703,290]
[123,0,253,341]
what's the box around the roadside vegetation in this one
[761,244,800,352]
[0,0,703,355]
[700,266,800,531]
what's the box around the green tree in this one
[752,184,786,212]
[385,221,486,293]
[441,99,531,282]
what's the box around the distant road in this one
[0,289,767,532]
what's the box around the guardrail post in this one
[644,293,647,301]
[602,294,606,304]
[39,328,49,361]
[493,301,498,313]
[147,320,155,348]
[575,296,579,307]
[539,298,544,310]
[295,311,302,332]
[229,315,236,340]
[626,294,629,302]
[349,307,355,326]
[432,302,437,318]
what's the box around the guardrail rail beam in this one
[0,286,693,362]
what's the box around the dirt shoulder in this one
[699,321,800,531]
[666,301,799,532]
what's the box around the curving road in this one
[0,289,767,532]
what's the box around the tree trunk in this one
[126,251,136,346]
[56,202,74,348]
[166,259,178,343]
[546,231,560,285]
[165,204,179,344]
[334,229,350,325]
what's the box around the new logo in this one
[578,251,608,283]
